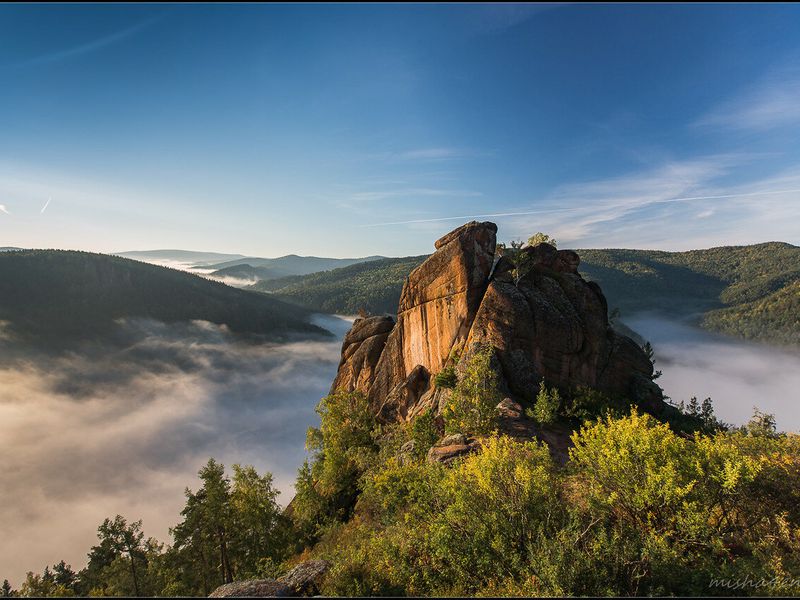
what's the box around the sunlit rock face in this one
[331,220,663,423]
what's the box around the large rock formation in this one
[331,221,663,426]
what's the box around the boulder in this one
[209,580,290,598]
[279,559,331,596]
[427,436,481,465]
[208,560,331,598]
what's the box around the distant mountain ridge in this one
[253,242,800,345]
[0,250,328,344]
[115,249,246,266]
[116,249,388,284]
[203,254,387,283]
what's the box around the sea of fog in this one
[625,314,800,433]
[1,312,799,585]
[0,314,353,586]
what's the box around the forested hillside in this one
[255,242,800,344]
[0,250,327,343]
[578,242,800,344]
[252,256,428,314]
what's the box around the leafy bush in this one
[441,345,501,435]
[408,410,439,458]
[433,365,457,389]
[528,380,561,424]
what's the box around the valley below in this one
[0,314,352,585]
[625,313,800,432]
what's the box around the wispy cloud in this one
[350,187,482,203]
[361,154,800,250]
[0,205,9,215]
[694,63,800,132]
[461,3,564,35]
[3,15,162,70]
[40,197,51,214]
[395,147,476,161]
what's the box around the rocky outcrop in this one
[330,315,394,394]
[331,220,663,427]
[209,560,331,598]
[278,560,331,596]
[209,580,290,598]
[426,433,481,465]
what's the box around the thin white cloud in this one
[357,147,490,164]
[361,154,800,250]
[694,64,800,132]
[396,147,473,161]
[4,15,162,70]
[40,197,51,214]
[0,205,9,215]
[350,187,483,203]
[461,3,563,35]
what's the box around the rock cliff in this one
[331,221,663,428]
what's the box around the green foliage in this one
[579,242,800,345]
[527,232,558,248]
[529,380,561,424]
[674,396,728,433]
[563,385,633,423]
[408,410,439,459]
[642,340,663,380]
[433,365,457,389]
[743,407,778,437]
[291,390,380,545]
[36,460,289,598]
[312,410,800,596]
[441,345,501,435]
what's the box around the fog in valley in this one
[2,311,799,585]
[0,314,352,585]
[626,314,800,432]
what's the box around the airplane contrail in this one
[0,204,9,215]
[40,197,51,214]
[360,188,800,227]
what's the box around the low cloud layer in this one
[3,311,798,585]
[626,314,800,432]
[0,314,352,586]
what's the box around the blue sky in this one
[2,3,800,257]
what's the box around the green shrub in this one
[529,380,561,424]
[433,365,457,389]
[441,345,501,435]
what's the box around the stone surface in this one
[427,437,481,464]
[279,559,331,596]
[208,560,331,598]
[329,220,664,431]
[330,315,394,395]
[209,580,290,598]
